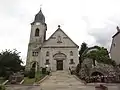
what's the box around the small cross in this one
[117,26,120,32]
[40,4,42,10]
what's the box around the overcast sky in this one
[0,0,119,64]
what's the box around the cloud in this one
[0,0,21,17]
[0,0,120,64]
[85,17,119,50]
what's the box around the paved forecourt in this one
[6,85,40,90]
[6,71,119,90]
[40,71,120,90]
[40,71,93,90]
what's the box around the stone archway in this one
[91,71,105,82]
[53,52,66,70]
[91,71,104,76]
[90,67,107,76]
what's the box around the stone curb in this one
[73,75,85,83]
[35,75,49,85]
[5,75,49,86]
[20,79,24,84]
[73,75,119,86]
[87,83,119,86]
[5,84,37,87]
[2,80,9,85]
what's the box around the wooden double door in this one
[56,60,63,70]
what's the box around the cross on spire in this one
[40,4,42,10]
[117,26,120,32]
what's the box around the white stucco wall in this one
[110,33,120,64]
[25,22,46,71]
[37,47,79,71]
[30,23,46,44]
[43,29,78,47]
[26,23,79,71]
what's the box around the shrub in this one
[0,85,6,90]
[76,64,80,74]
[42,68,46,74]
[24,71,29,77]
[28,68,35,78]
[4,70,13,80]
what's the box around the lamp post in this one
[46,64,50,74]
[35,61,38,72]
[45,64,49,68]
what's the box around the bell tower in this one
[30,9,47,45]
[26,8,47,71]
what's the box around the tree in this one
[76,42,88,74]
[79,42,88,64]
[86,50,97,66]
[85,46,116,66]
[0,49,23,77]
[76,44,116,75]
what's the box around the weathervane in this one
[40,4,42,10]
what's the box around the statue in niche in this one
[57,35,62,43]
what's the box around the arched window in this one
[32,52,38,56]
[46,51,49,56]
[35,28,39,36]
[45,59,50,65]
[69,59,75,64]
[70,51,73,56]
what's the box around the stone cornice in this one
[42,46,78,48]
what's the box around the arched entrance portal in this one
[53,52,66,70]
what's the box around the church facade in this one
[25,9,79,71]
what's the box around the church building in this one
[25,9,79,71]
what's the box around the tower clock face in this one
[36,22,40,25]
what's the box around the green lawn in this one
[23,77,35,84]
[23,72,46,84]
[0,77,5,84]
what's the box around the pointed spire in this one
[33,6,45,23]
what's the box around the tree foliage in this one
[0,49,23,77]
[76,42,88,74]
[76,43,116,75]
[79,42,88,63]
[85,46,116,66]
